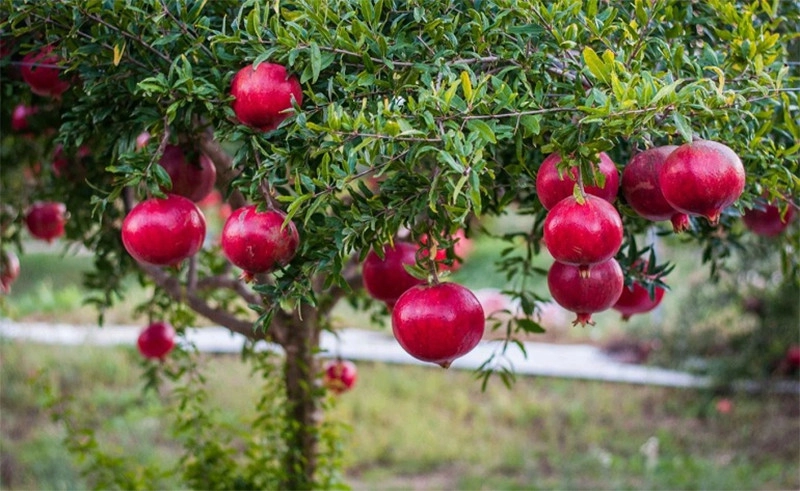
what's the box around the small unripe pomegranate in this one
[122,194,206,266]
[158,144,217,202]
[613,282,666,321]
[621,145,690,232]
[742,201,795,237]
[20,46,71,98]
[362,242,425,304]
[220,206,299,277]
[1,250,20,294]
[323,359,358,394]
[543,195,624,272]
[392,282,485,368]
[25,201,67,242]
[137,322,176,359]
[659,140,745,224]
[535,152,619,210]
[547,258,624,326]
[230,62,303,132]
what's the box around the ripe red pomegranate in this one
[20,46,71,97]
[420,229,473,272]
[392,282,485,368]
[786,346,800,371]
[122,194,206,266]
[52,144,91,178]
[613,282,666,321]
[11,104,37,132]
[621,145,690,232]
[659,140,745,224]
[323,359,358,394]
[25,201,67,242]
[547,258,624,326]
[535,152,619,210]
[137,321,176,359]
[1,250,20,294]
[742,201,795,237]
[158,144,217,202]
[220,206,299,277]
[543,194,624,272]
[230,62,303,132]
[362,242,424,304]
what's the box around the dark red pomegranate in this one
[25,201,67,242]
[1,250,20,294]
[535,152,619,210]
[621,145,690,232]
[659,140,745,224]
[11,104,37,132]
[392,282,485,368]
[547,258,624,326]
[52,144,91,178]
[230,62,303,132]
[323,359,358,394]
[742,201,795,237]
[158,144,217,202]
[220,206,300,277]
[543,194,624,271]
[122,194,206,266]
[613,282,666,321]
[362,242,425,304]
[137,321,176,359]
[20,46,71,98]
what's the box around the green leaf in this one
[460,71,473,103]
[582,46,609,84]
[309,42,321,83]
[672,112,693,142]
[467,119,496,144]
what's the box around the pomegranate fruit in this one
[543,194,624,271]
[25,201,67,242]
[362,242,424,304]
[230,62,303,132]
[1,250,20,294]
[621,145,690,232]
[420,229,473,272]
[322,359,358,394]
[158,144,217,202]
[52,144,91,178]
[613,282,666,321]
[137,321,176,359]
[535,152,619,210]
[659,140,745,224]
[220,206,299,277]
[742,201,795,237]
[20,46,71,97]
[135,131,151,151]
[11,104,37,132]
[122,194,206,266]
[547,258,624,326]
[392,282,485,368]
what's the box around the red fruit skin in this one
[230,62,303,132]
[25,202,67,242]
[158,145,217,202]
[20,47,71,97]
[543,195,624,268]
[535,152,619,210]
[547,259,624,326]
[137,322,176,359]
[323,360,358,394]
[786,346,800,369]
[362,242,425,304]
[742,202,795,237]
[1,250,20,294]
[613,282,666,321]
[659,140,745,224]
[135,131,151,151]
[220,206,299,275]
[392,282,485,368]
[11,104,37,132]
[122,194,206,266]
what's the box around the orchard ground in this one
[1,224,798,489]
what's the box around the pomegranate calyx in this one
[438,360,453,369]
[671,213,690,233]
[572,313,596,327]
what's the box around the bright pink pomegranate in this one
[659,140,745,224]
[1,250,20,294]
[137,321,176,359]
[362,242,425,304]
[122,194,206,266]
[392,282,485,368]
[135,131,151,151]
[323,359,358,394]
[20,46,71,97]
[25,201,67,242]
[11,104,37,132]
[220,206,300,277]
[742,201,795,237]
[158,144,217,202]
[547,258,624,326]
[543,194,624,272]
[621,145,690,232]
[230,62,303,132]
[613,282,666,321]
[535,152,619,210]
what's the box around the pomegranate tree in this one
[230,62,303,132]
[220,206,300,277]
[158,144,217,202]
[0,250,20,294]
[19,46,71,98]
[742,201,795,237]
[322,359,358,394]
[25,201,67,242]
[391,282,485,368]
[362,242,425,306]
[547,258,624,326]
[535,152,619,210]
[137,321,177,359]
